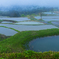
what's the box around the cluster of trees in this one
[0,5,58,17]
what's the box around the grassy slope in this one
[0,28,59,53]
[0,34,10,41]
[0,28,59,59]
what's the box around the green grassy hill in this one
[0,28,59,59]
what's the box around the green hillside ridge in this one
[0,28,59,59]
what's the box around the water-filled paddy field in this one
[43,12,56,14]
[0,15,59,36]
[15,21,44,25]
[29,35,59,52]
[0,27,17,36]
[35,16,59,21]
[1,21,13,23]
[0,24,58,32]
[51,21,59,27]
[0,17,30,21]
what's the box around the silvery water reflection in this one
[0,27,17,36]
[0,24,58,31]
[0,17,30,21]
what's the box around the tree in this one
[21,14,25,17]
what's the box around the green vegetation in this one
[0,28,59,59]
[28,15,37,20]
[28,15,44,22]
[21,14,25,17]
[1,50,59,59]
[0,20,3,23]
[48,21,52,24]
[0,26,20,32]
[0,34,10,41]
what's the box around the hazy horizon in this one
[0,0,59,7]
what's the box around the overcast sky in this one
[0,0,59,7]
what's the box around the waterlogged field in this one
[0,17,30,21]
[0,15,59,36]
[35,16,59,21]
[1,21,13,23]
[0,24,58,31]
[43,18,59,21]
[0,27,18,36]
[51,21,59,27]
[15,21,44,25]
[43,12,56,14]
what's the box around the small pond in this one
[29,35,59,52]
[0,27,17,36]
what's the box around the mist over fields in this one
[0,0,59,17]
[0,5,58,17]
[0,0,59,7]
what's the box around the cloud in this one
[0,0,59,7]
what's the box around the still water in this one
[51,21,59,27]
[0,17,30,21]
[15,21,44,25]
[1,21,13,23]
[0,27,17,36]
[0,24,58,31]
[35,16,59,21]
[29,35,59,52]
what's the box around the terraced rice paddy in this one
[0,15,59,59]
[0,27,17,36]
[0,24,58,32]
[1,21,13,23]
[35,16,59,21]
[51,21,59,27]
[0,17,30,21]
[0,16,59,36]
[15,21,44,25]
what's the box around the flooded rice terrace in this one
[0,27,17,36]
[35,16,59,21]
[0,17,30,21]
[0,12,59,36]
